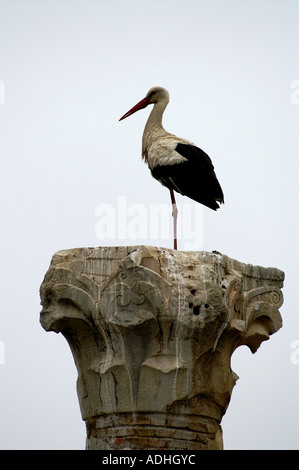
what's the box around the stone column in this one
[40,246,284,450]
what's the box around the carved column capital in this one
[40,246,284,450]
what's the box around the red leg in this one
[170,189,178,250]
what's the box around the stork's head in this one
[146,86,169,104]
[119,86,169,121]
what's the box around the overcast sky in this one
[0,0,298,450]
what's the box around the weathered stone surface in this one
[40,246,284,450]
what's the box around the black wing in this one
[151,143,224,211]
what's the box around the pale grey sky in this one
[0,0,298,449]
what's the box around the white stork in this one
[119,86,224,250]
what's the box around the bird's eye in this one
[148,91,156,99]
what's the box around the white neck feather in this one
[142,99,169,160]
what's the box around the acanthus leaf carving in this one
[39,246,284,449]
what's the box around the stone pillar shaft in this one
[40,246,284,450]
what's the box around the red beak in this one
[119,97,149,121]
